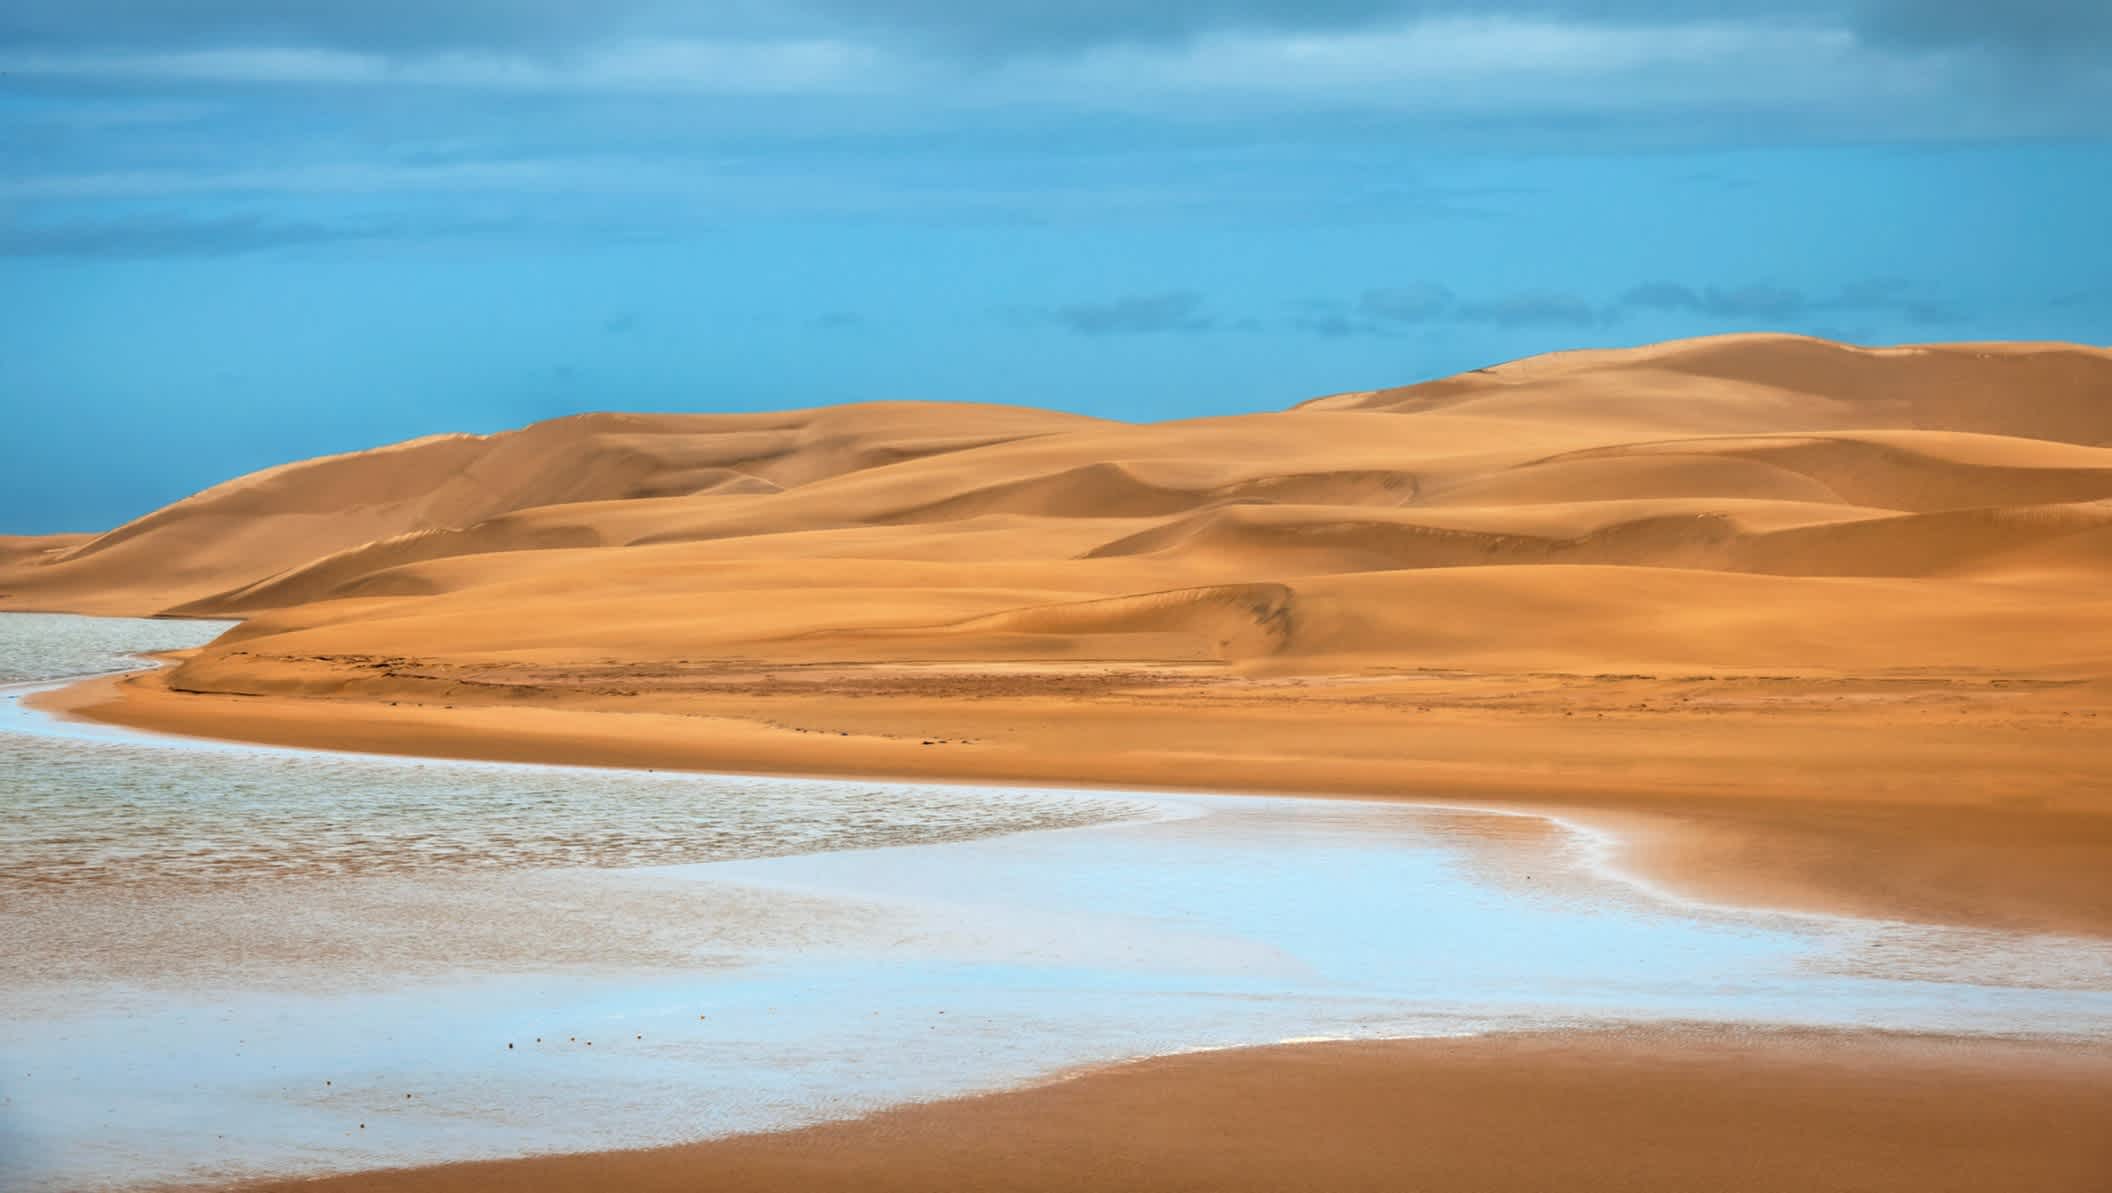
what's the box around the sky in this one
[3,2,2109,532]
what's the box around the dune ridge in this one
[10,333,2112,935]
[12,334,2109,621]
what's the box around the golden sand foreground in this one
[235,1029,2112,1193]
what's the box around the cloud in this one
[0,160,618,199]
[5,19,1871,114]
[0,1,731,53]
[1,39,889,94]
[1621,277,1961,326]
[4,5,2104,149]
[1857,0,2112,55]
[2049,287,2112,311]
[1061,19,1856,95]
[1288,299,1377,338]
[1289,284,1608,334]
[0,99,217,130]
[1290,287,1448,337]
[1361,284,1454,324]
[827,0,2112,60]
[0,212,388,257]
[0,207,584,259]
[1456,289,1603,328]
[1012,291,1218,335]
[1286,275,1965,337]
[14,1,2086,61]
[1620,281,1804,320]
[0,156,1488,238]
[805,0,1412,54]
[0,2,1544,58]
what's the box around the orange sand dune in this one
[11,332,2112,934]
[3,402,1101,614]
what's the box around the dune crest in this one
[8,334,2105,622]
[8,331,2109,676]
[11,330,2112,680]
[3,402,1101,614]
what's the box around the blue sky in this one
[3,2,2109,531]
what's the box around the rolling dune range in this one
[10,332,2112,936]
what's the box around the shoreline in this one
[41,659,2112,940]
[6,669,1816,941]
[8,665,1820,943]
[9,632,2110,1193]
[223,1026,2112,1193]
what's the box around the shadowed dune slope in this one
[1307,335,2112,443]
[0,403,1102,614]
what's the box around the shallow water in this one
[0,612,235,686]
[2,613,2108,1192]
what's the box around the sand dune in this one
[5,403,1098,614]
[19,333,2106,622]
[12,333,2112,934]
[1537,432,2112,511]
[0,533,88,571]
[1310,334,2112,442]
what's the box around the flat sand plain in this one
[231,1030,2112,1193]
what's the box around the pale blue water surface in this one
[2,612,2107,1191]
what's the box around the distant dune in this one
[10,334,2110,636]
[13,333,2112,936]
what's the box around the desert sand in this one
[9,333,2112,1191]
[231,1029,2112,1193]
[8,333,2108,936]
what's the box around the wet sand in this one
[14,623,2111,1191]
[8,624,2112,1193]
[233,1028,2112,1193]
[54,660,2112,940]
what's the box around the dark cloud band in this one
[6,0,2108,57]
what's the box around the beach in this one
[54,652,2112,939]
[233,1030,2112,1193]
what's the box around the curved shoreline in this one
[5,662,1822,947]
[0,669,1978,948]
[0,668,1784,945]
[39,656,2112,941]
[9,627,2112,1193]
